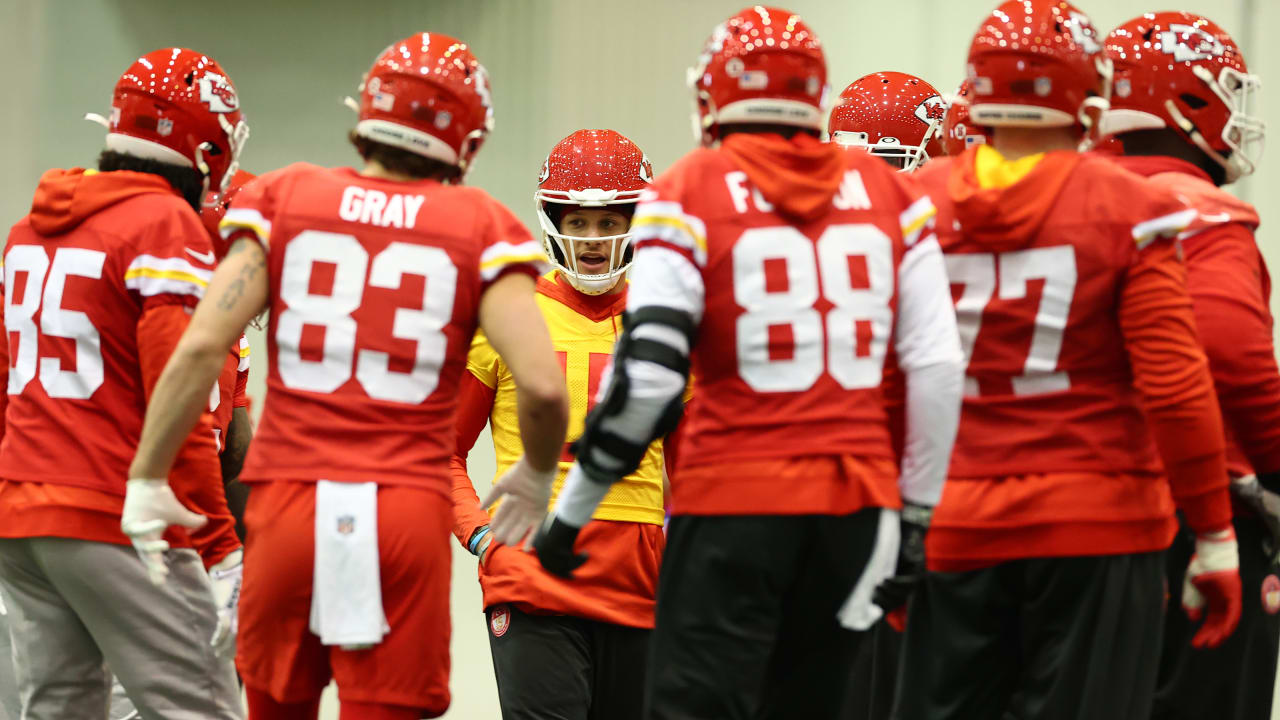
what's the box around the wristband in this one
[468,526,492,556]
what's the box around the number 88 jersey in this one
[629,138,960,516]
[221,163,548,492]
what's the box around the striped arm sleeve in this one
[630,200,708,269]
[220,207,273,249]
[1133,208,1197,249]
[123,254,214,299]
[899,195,937,248]
[236,335,251,373]
[479,239,551,285]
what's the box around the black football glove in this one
[1230,475,1280,564]
[534,515,589,579]
[872,502,932,615]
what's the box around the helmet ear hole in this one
[1179,93,1210,110]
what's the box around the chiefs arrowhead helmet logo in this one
[1160,23,1227,63]
[915,95,947,124]
[198,71,239,113]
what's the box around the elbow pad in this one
[571,306,695,483]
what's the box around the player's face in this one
[559,208,631,276]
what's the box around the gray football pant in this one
[0,537,242,720]
[0,599,140,720]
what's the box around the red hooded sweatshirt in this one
[626,131,937,517]
[915,147,1230,570]
[0,168,237,567]
[1110,154,1280,482]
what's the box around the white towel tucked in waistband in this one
[836,508,901,631]
[309,480,390,648]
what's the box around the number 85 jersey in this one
[221,163,548,492]
[629,135,961,516]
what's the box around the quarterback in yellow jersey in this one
[451,129,668,720]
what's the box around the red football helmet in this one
[535,129,653,295]
[966,0,1111,131]
[1103,12,1262,182]
[942,80,990,155]
[201,170,258,259]
[828,72,946,172]
[95,48,249,194]
[687,6,827,146]
[352,32,494,177]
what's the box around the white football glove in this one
[480,456,557,548]
[209,548,243,658]
[120,479,207,585]
[1182,528,1243,649]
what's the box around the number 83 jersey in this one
[629,135,960,516]
[222,163,548,492]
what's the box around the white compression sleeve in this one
[894,235,965,506]
[554,464,613,528]
[900,361,964,506]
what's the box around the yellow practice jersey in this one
[467,273,666,525]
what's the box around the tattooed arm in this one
[130,239,269,479]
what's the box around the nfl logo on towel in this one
[337,515,355,535]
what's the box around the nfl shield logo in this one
[157,117,174,137]
[336,515,355,535]
[1034,77,1052,97]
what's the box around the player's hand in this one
[208,548,243,658]
[480,456,557,548]
[121,478,207,585]
[1182,528,1242,649]
[872,502,932,627]
[534,514,588,578]
[1230,475,1280,563]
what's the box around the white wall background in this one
[1,0,1274,716]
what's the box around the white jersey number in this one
[5,246,106,399]
[276,231,457,404]
[945,246,1077,396]
[732,224,894,392]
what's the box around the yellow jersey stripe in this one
[123,267,209,287]
[633,215,708,255]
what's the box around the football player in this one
[104,169,259,720]
[827,70,947,720]
[1100,13,1277,720]
[898,2,1242,718]
[126,33,569,720]
[200,169,258,542]
[451,129,666,720]
[534,7,966,718]
[829,71,947,171]
[0,48,246,719]
[941,80,989,156]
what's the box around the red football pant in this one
[236,480,452,715]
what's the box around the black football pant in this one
[893,551,1165,720]
[486,604,650,720]
[644,509,883,720]
[1152,513,1279,720]
[843,617,901,720]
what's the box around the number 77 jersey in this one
[220,162,548,493]
[915,148,1201,482]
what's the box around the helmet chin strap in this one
[1164,98,1240,183]
[194,141,214,196]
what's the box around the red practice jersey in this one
[917,146,1230,569]
[210,334,251,452]
[0,168,228,553]
[1112,155,1280,478]
[629,133,958,516]
[221,164,547,493]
